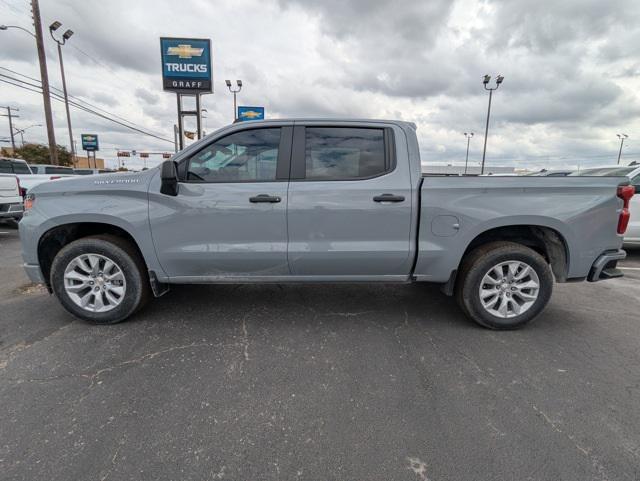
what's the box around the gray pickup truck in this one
[19,119,633,329]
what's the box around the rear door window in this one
[303,127,390,180]
[12,162,32,174]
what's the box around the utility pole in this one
[1,106,19,151]
[463,132,474,174]
[50,21,75,162]
[480,74,504,175]
[13,124,42,147]
[30,0,58,164]
[616,134,628,165]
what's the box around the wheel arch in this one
[38,222,147,288]
[461,224,569,282]
[439,223,571,296]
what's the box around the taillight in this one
[15,176,23,198]
[24,193,35,211]
[50,176,61,180]
[617,185,634,234]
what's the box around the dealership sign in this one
[81,134,99,151]
[237,106,265,122]
[160,37,212,93]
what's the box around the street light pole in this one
[30,0,58,164]
[50,21,76,164]
[1,16,58,164]
[225,79,242,121]
[201,108,208,136]
[480,74,504,175]
[464,132,474,174]
[616,134,628,165]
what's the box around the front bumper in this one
[587,249,626,282]
[23,263,45,284]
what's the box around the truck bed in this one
[414,175,628,283]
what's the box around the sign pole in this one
[196,94,202,140]
[176,94,184,150]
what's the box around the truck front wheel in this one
[50,235,150,324]
[455,241,553,330]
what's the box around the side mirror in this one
[634,185,640,194]
[160,160,179,196]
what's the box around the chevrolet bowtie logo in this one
[240,110,262,119]
[167,44,204,59]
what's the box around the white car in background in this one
[0,157,69,194]
[28,164,76,176]
[569,165,640,245]
[0,173,24,222]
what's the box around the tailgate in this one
[0,175,20,197]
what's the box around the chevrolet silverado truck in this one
[19,120,634,329]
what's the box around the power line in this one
[0,73,173,144]
[0,73,173,143]
[0,66,166,137]
[66,44,133,89]
[0,0,29,15]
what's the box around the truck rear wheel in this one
[455,241,553,330]
[50,235,150,324]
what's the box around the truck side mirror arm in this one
[160,160,179,196]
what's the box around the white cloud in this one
[0,0,638,170]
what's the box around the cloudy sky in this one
[1,0,639,170]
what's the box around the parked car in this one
[29,164,76,176]
[74,168,113,175]
[527,169,574,176]
[0,173,24,221]
[569,165,640,245]
[0,157,66,194]
[19,119,633,329]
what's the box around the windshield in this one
[568,167,635,177]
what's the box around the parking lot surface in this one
[1,222,639,481]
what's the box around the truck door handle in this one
[249,194,281,203]
[373,194,405,203]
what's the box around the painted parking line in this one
[620,267,640,270]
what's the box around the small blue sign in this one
[81,134,99,151]
[237,106,265,122]
[160,37,212,93]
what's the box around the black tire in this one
[50,234,151,324]
[2,218,19,229]
[455,241,553,330]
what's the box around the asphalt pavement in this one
[1,221,639,481]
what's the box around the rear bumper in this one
[587,249,626,282]
[0,202,24,219]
